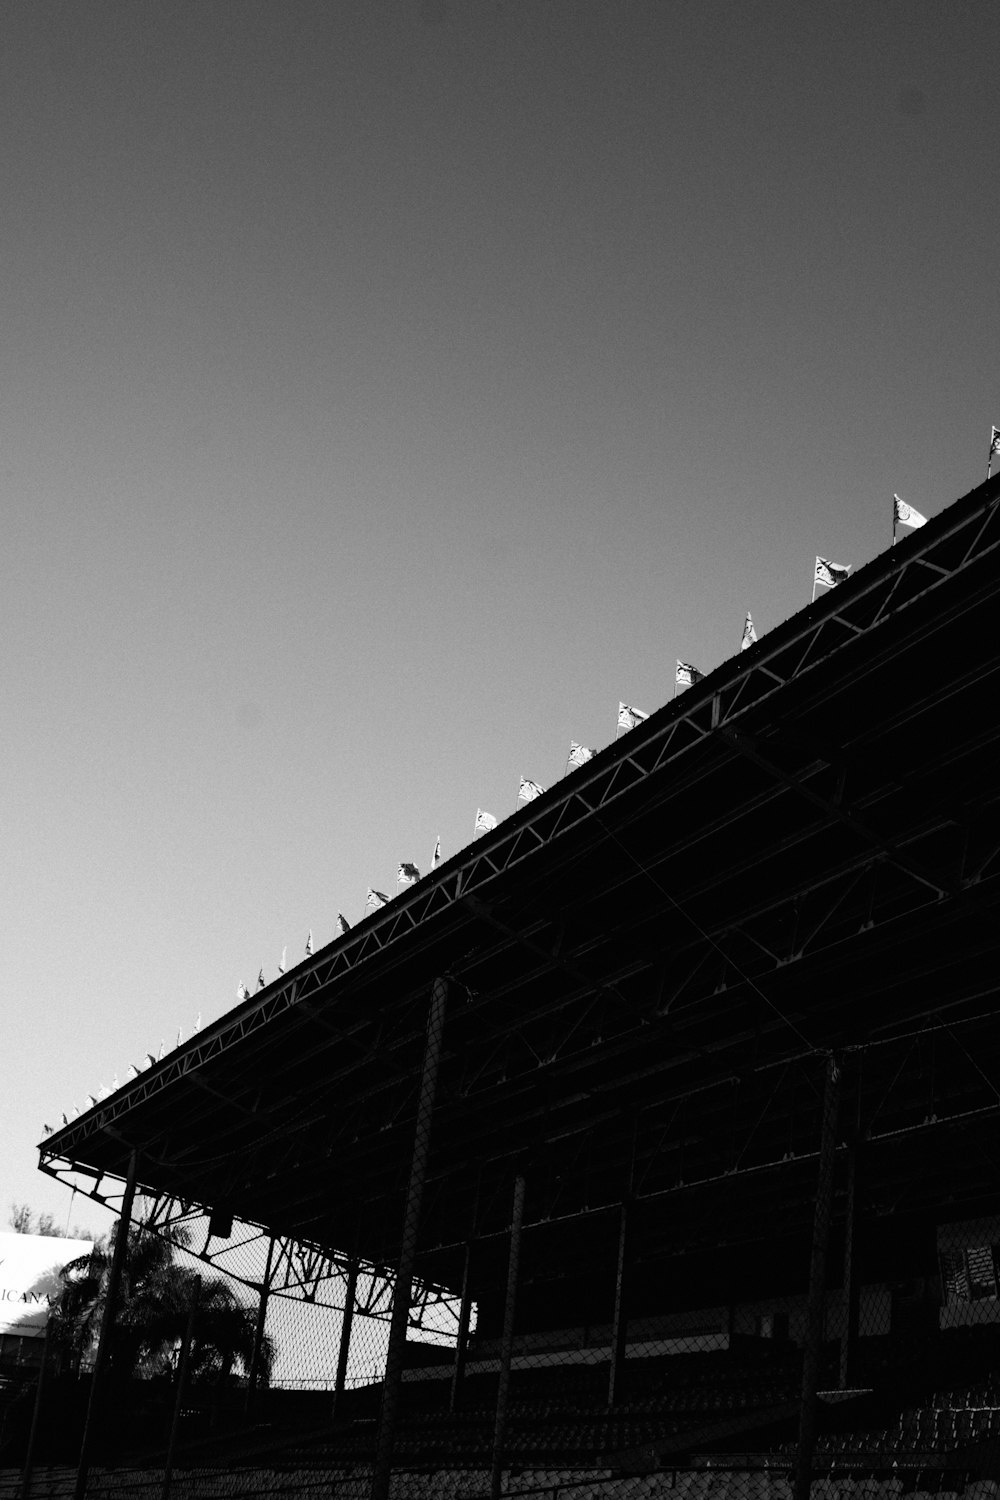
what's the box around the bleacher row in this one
[7,1334,1000,1494]
[399,1350,801,1412]
[810,1410,1000,1454]
[5,1470,1000,1500]
[300,1413,1000,1469]
[314,1349,802,1464]
[250,1335,1000,1473]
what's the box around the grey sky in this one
[2,0,996,1231]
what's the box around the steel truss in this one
[416,808,1000,1204]
[38,473,1000,1284]
[41,477,1000,1173]
[418,1012,1000,1260]
[37,1156,462,1335]
[39,1000,1000,1287]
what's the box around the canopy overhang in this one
[40,474,1000,1302]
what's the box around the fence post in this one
[370,975,450,1500]
[607,1200,630,1410]
[161,1275,200,1500]
[838,1137,858,1390]
[839,1063,862,1391]
[449,1240,474,1414]
[74,1148,139,1500]
[245,1236,276,1421]
[332,1255,360,1422]
[490,1171,526,1500]
[18,1327,51,1499]
[793,1055,842,1500]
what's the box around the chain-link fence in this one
[8,1045,1000,1500]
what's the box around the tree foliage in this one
[50,1224,274,1386]
[7,1202,88,1238]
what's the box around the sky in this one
[2,0,997,1238]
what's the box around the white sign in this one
[0,1232,94,1338]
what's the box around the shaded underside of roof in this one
[40,473,1000,1297]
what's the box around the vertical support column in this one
[74,1149,140,1500]
[839,1063,862,1391]
[332,1255,360,1422]
[838,1137,858,1390]
[19,1328,51,1500]
[244,1236,276,1421]
[449,1241,474,1414]
[607,1200,630,1410]
[370,976,450,1500]
[490,1172,526,1500]
[793,1055,842,1500]
[161,1276,200,1500]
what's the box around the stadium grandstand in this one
[8,470,1000,1500]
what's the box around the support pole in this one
[793,1055,842,1500]
[74,1149,139,1500]
[370,976,450,1500]
[839,1064,863,1392]
[244,1236,275,1421]
[160,1276,200,1500]
[18,1328,51,1500]
[490,1172,526,1500]
[448,1241,473,1414]
[838,1137,858,1390]
[331,1255,359,1423]
[607,1200,630,1410]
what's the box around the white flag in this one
[740,613,757,652]
[567,741,594,770]
[676,660,704,688]
[397,861,420,885]
[431,835,442,869]
[336,913,351,936]
[815,556,851,589]
[237,982,250,1001]
[518,776,545,803]
[366,888,389,911]
[256,969,265,991]
[618,702,648,731]
[475,808,498,834]
[894,495,927,529]
[278,945,287,974]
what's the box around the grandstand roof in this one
[40,474,1000,1295]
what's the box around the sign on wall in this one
[0,1232,94,1338]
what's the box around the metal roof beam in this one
[721,724,951,899]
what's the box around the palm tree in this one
[50,1225,274,1386]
